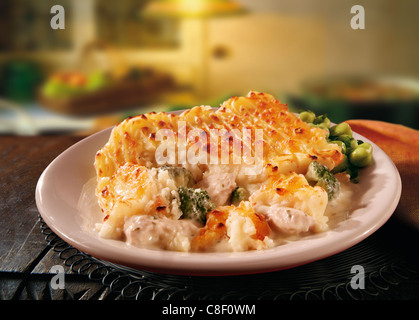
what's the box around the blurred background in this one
[1,0,419,135]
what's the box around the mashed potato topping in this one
[92,91,352,252]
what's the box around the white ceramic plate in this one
[35,121,401,276]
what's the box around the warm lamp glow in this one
[142,0,245,18]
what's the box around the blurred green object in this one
[41,70,111,98]
[85,71,111,92]
[1,60,43,103]
[41,79,72,98]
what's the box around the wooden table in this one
[0,135,106,299]
[1,134,419,301]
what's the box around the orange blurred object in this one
[50,71,87,87]
[345,120,419,229]
[66,72,87,87]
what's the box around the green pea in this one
[357,142,372,153]
[330,140,347,154]
[313,114,331,128]
[331,155,349,173]
[317,122,330,131]
[322,126,330,139]
[349,146,373,167]
[330,122,352,137]
[321,117,331,128]
[337,135,358,153]
[308,122,330,138]
[299,111,316,123]
[314,116,331,128]
[349,138,358,151]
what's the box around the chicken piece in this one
[195,170,237,206]
[124,215,200,252]
[256,204,315,235]
[250,171,328,232]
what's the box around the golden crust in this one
[95,91,342,181]
[93,91,343,250]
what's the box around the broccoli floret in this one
[178,186,215,224]
[345,163,360,184]
[305,161,340,200]
[312,114,331,128]
[335,134,358,154]
[230,187,249,206]
[159,165,195,187]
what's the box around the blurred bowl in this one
[285,75,419,129]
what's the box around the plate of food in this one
[35,91,401,276]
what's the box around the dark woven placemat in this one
[39,215,419,300]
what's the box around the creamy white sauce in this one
[124,215,200,252]
[324,175,356,228]
[80,167,357,252]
